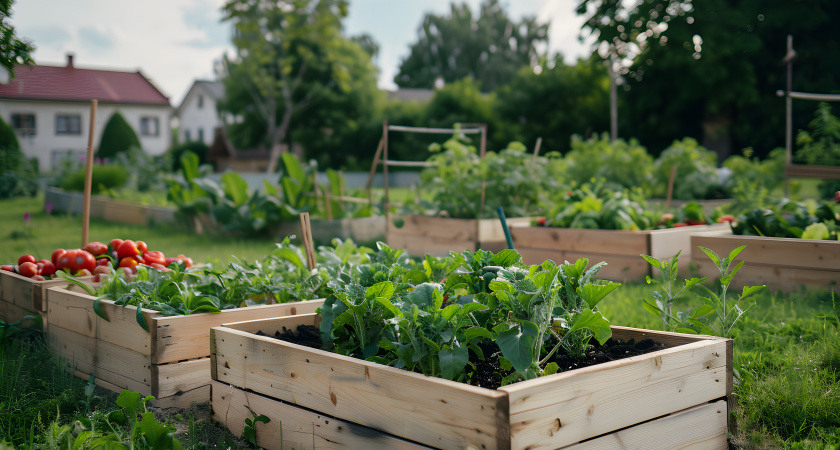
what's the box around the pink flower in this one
[834,191,840,203]
[24,212,30,223]
[45,203,53,215]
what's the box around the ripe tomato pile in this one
[1,239,193,282]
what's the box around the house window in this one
[140,117,159,136]
[56,114,82,135]
[184,129,191,141]
[198,94,204,109]
[197,128,204,142]
[11,113,36,136]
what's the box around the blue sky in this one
[12,0,592,106]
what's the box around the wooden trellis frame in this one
[778,35,840,195]
[366,121,488,219]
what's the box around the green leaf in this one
[543,362,559,376]
[692,304,716,317]
[488,280,514,294]
[741,285,765,299]
[221,171,250,206]
[135,303,149,332]
[570,309,612,345]
[727,245,747,262]
[686,318,717,336]
[491,249,522,267]
[408,283,441,309]
[640,254,661,270]
[374,296,402,317]
[698,246,721,267]
[496,320,539,374]
[366,281,395,302]
[642,300,664,316]
[92,297,110,322]
[464,326,494,343]
[421,336,441,354]
[577,282,621,308]
[439,344,469,380]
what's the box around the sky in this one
[12,0,594,108]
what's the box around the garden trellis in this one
[777,35,840,195]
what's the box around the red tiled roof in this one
[0,61,170,106]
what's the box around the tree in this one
[97,111,142,159]
[0,0,34,76]
[395,0,548,92]
[219,0,382,169]
[494,55,610,153]
[0,114,21,174]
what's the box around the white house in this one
[0,54,172,171]
[175,80,224,146]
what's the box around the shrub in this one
[0,170,37,198]
[60,164,129,194]
[653,138,724,200]
[794,102,840,166]
[563,133,654,193]
[168,140,209,172]
[0,115,23,174]
[97,111,142,159]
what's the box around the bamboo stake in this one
[531,137,543,164]
[325,190,333,221]
[383,120,390,222]
[81,99,98,247]
[665,166,676,209]
[479,124,487,158]
[338,170,345,215]
[299,212,316,270]
[365,137,384,190]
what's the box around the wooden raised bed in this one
[44,187,176,226]
[273,216,386,244]
[211,313,731,450]
[45,285,324,407]
[691,234,840,290]
[511,224,729,282]
[386,215,532,257]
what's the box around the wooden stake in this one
[479,124,487,158]
[365,137,385,190]
[82,99,98,247]
[338,170,346,215]
[531,137,543,165]
[299,212,316,270]
[383,120,390,222]
[325,190,333,221]
[666,166,676,209]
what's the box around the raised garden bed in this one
[45,285,323,407]
[44,187,176,226]
[691,234,840,291]
[386,215,532,257]
[211,313,731,450]
[0,271,95,329]
[273,216,386,245]
[510,224,729,282]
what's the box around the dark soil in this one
[256,327,665,390]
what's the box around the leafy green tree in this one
[0,0,34,76]
[494,55,610,153]
[97,111,142,159]
[395,0,548,92]
[0,114,21,174]
[219,0,383,170]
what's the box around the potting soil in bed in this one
[256,325,665,390]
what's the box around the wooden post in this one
[531,137,543,165]
[81,99,98,247]
[383,120,390,221]
[666,166,676,209]
[325,190,333,221]
[479,124,487,158]
[299,212,316,270]
[783,35,795,198]
[365,137,385,190]
[338,170,346,215]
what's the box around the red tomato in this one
[109,239,124,252]
[0,265,14,272]
[51,248,66,266]
[57,250,79,272]
[31,274,46,281]
[117,240,140,260]
[75,251,96,273]
[177,254,193,268]
[136,241,148,254]
[536,217,546,226]
[96,258,111,267]
[119,256,139,270]
[18,254,36,266]
[672,222,690,227]
[150,263,171,272]
[143,250,166,266]
[19,262,38,278]
[83,241,108,257]
[38,260,57,277]
[685,219,706,226]
[164,257,180,267]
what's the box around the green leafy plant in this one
[562,133,655,194]
[724,199,839,240]
[794,102,840,166]
[60,164,130,194]
[653,138,725,200]
[242,409,270,448]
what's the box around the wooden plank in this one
[560,400,727,450]
[516,247,649,282]
[46,287,155,356]
[501,338,728,449]
[152,384,210,409]
[211,315,509,450]
[692,234,840,271]
[152,358,211,399]
[387,215,478,241]
[510,227,650,256]
[0,299,43,327]
[648,225,729,261]
[477,217,532,243]
[609,326,723,348]
[50,325,152,395]
[692,260,839,291]
[785,164,840,179]
[386,234,477,258]
[210,380,432,450]
[0,270,73,312]
[152,299,324,364]
[220,313,320,334]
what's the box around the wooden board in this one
[560,400,727,450]
[210,380,431,449]
[692,260,839,291]
[693,234,840,271]
[0,270,77,312]
[0,298,43,327]
[516,247,649,282]
[212,314,731,450]
[46,286,323,364]
[387,215,531,257]
[71,369,211,409]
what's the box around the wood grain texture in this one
[692,234,840,271]
[212,315,510,450]
[559,400,728,450]
[47,287,155,355]
[0,270,72,312]
[510,227,650,255]
[210,380,432,450]
[152,384,210,409]
[691,259,840,291]
[648,224,729,261]
[152,358,211,399]
[153,299,324,364]
[388,215,478,240]
[501,339,728,449]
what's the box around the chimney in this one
[67,53,74,69]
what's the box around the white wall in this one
[0,100,172,171]
[178,86,220,146]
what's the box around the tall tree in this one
[219,0,381,167]
[0,0,34,76]
[395,0,548,92]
